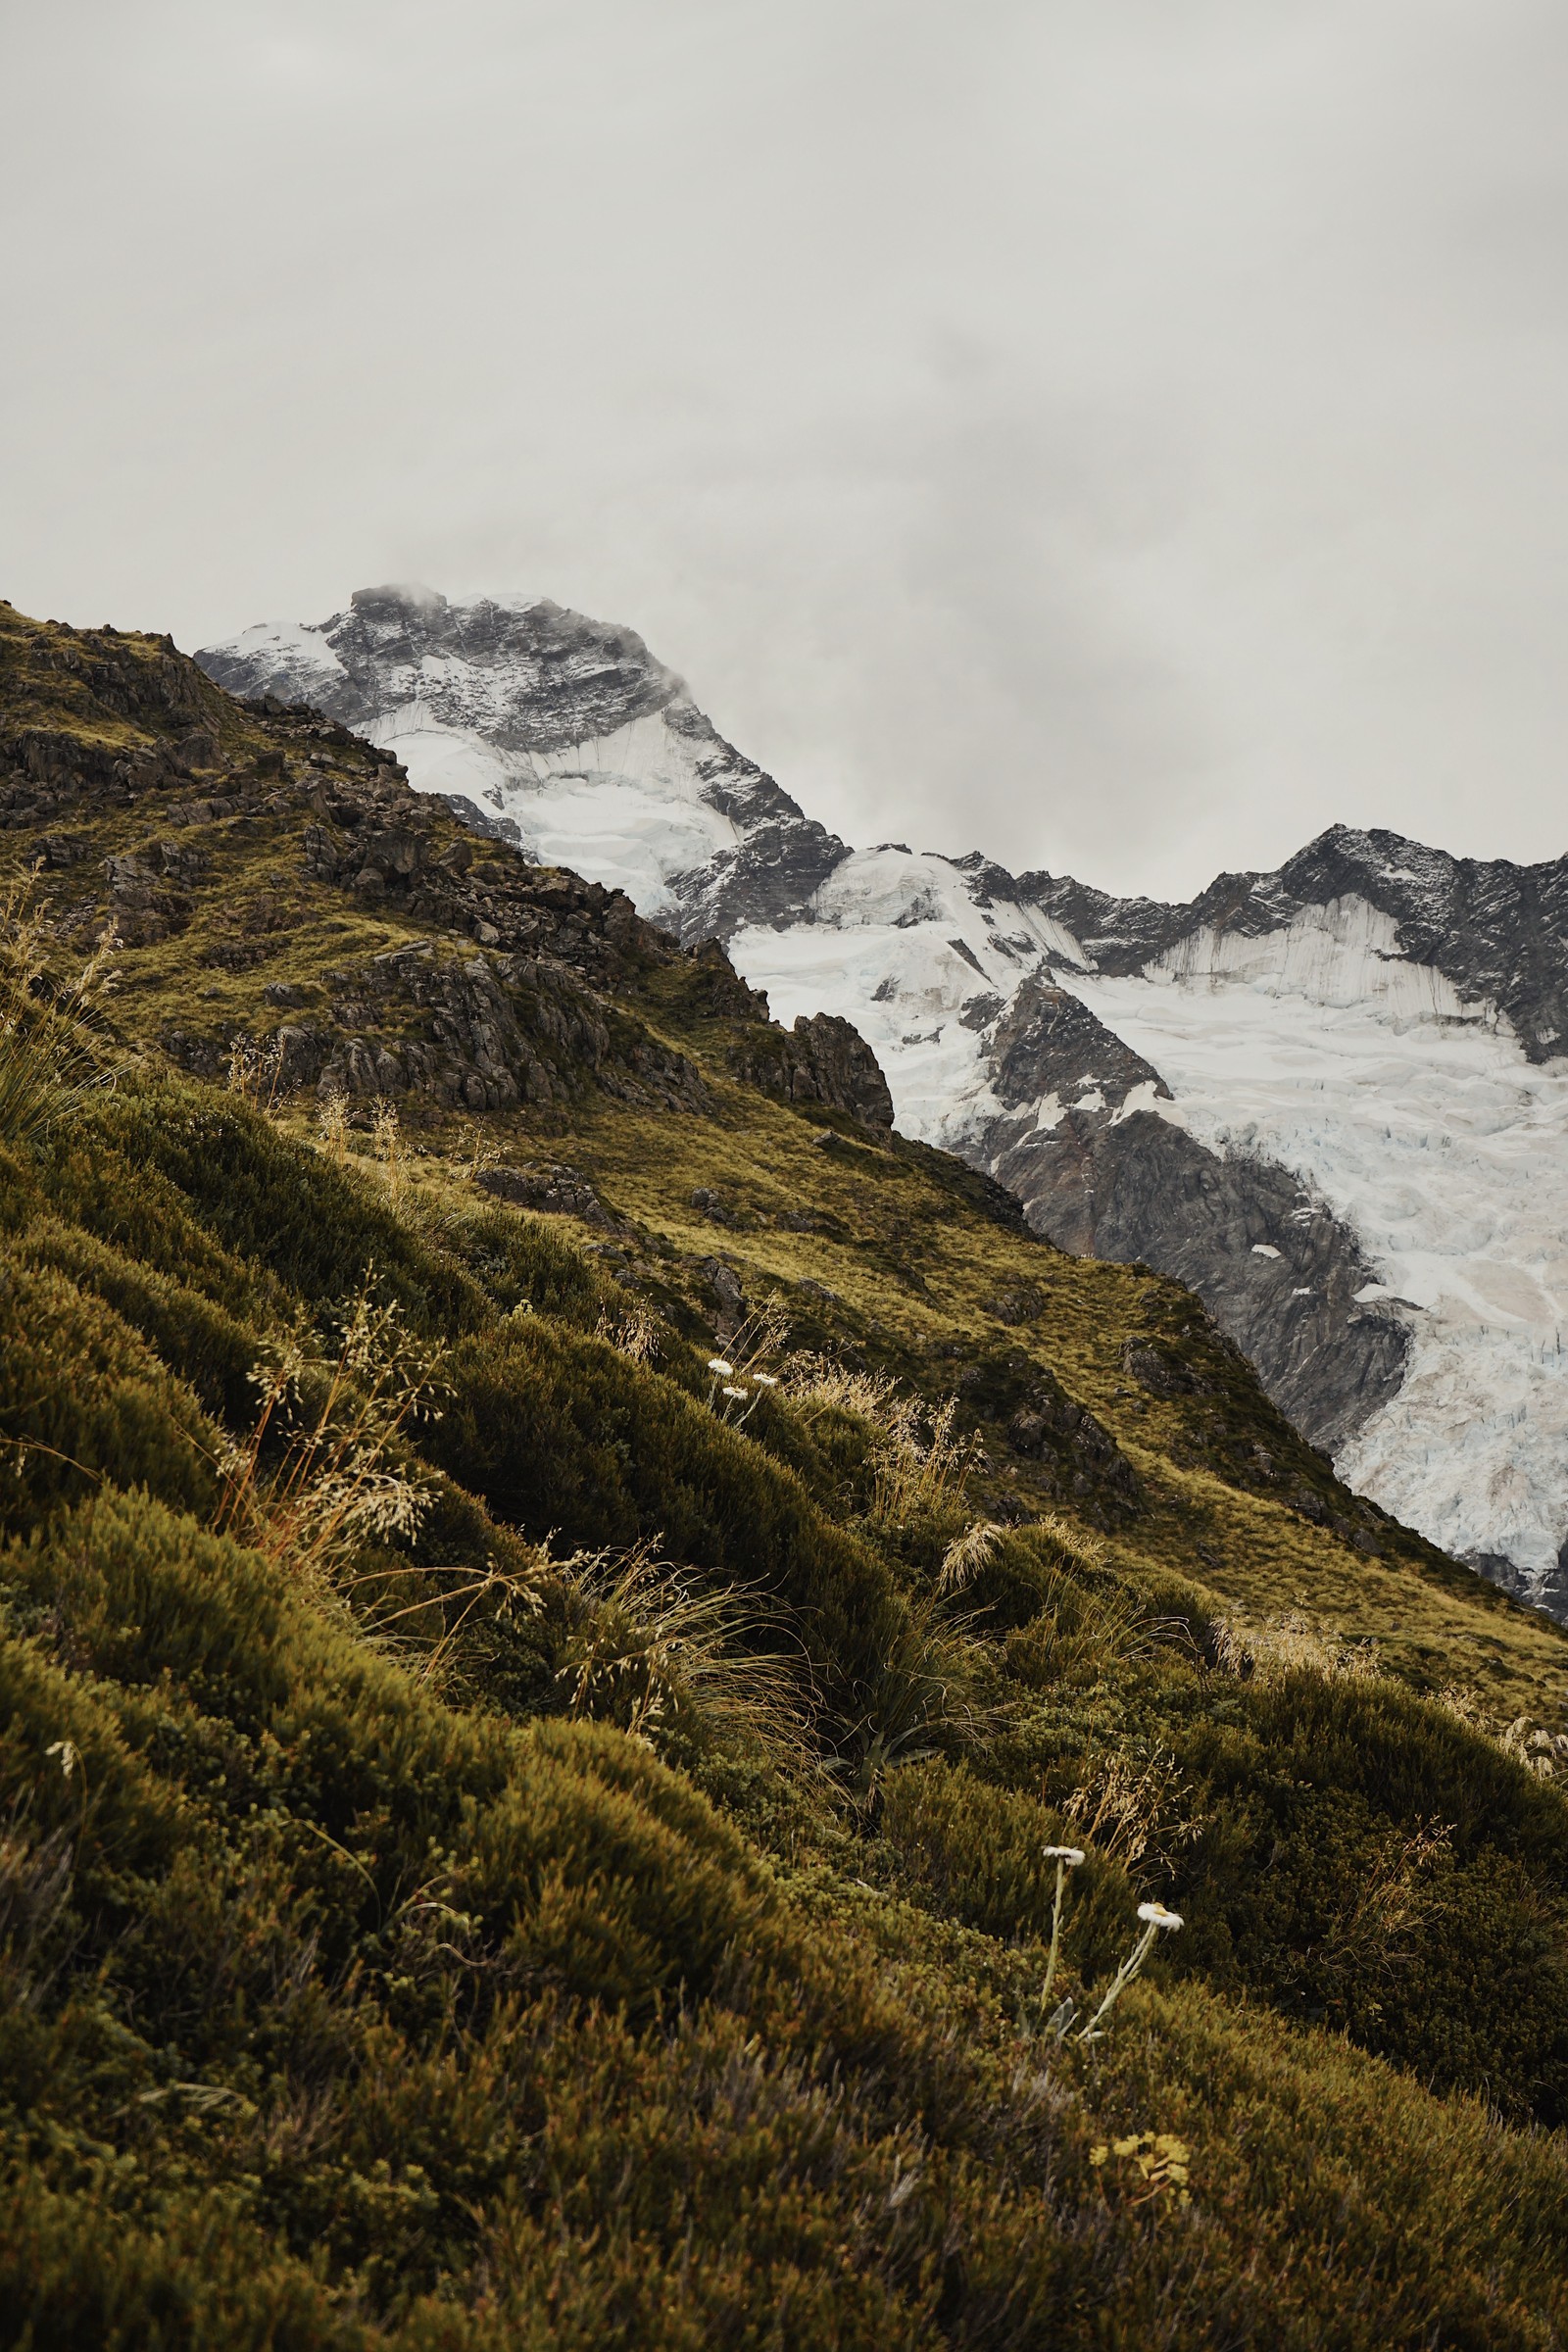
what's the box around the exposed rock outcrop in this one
[475,1162,619,1227]
[987,1102,1410,1455]
[952,1350,1141,1520]
[161,930,710,1117]
[729,1011,895,1131]
[988,972,1169,1115]
[200,585,685,753]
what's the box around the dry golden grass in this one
[0,875,122,1151]
[214,1288,443,1587]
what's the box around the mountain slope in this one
[6,593,1568,2344]
[198,584,849,937]
[199,588,1568,1610]
[745,832,1568,1611]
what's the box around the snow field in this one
[370,705,739,920]
[732,846,1080,1148]
[1063,899,1568,1592]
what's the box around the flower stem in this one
[1040,1857,1067,2020]
[1077,1924,1157,2041]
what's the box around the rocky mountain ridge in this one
[1021,823,1568,1059]
[199,585,1568,1610]
[199,586,850,941]
[12,594,1568,2347]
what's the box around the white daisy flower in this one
[707,1356,734,1375]
[722,1385,748,1399]
[752,1372,779,1388]
[1043,1845,1085,1866]
[1136,1901,1184,1932]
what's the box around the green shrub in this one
[74,1083,484,1331]
[14,1219,264,1422]
[5,1476,1568,2346]
[0,1140,40,1239]
[0,1260,217,1533]
[877,1758,1134,1986]
[441,1201,615,1327]
[427,1318,906,1713]
[5,1485,295,1728]
[0,2179,372,2352]
[1089,1976,1568,2351]
[456,1717,772,2013]
[1173,1672,1568,2117]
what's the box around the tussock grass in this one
[839,1589,999,1805]
[0,877,121,1152]
[938,1515,1006,1594]
[1063,1741,1205,1875]
[785,1355,977,1534]
[549,1544,813,1770]
[213,1286,443,1586]
[1210,1607,1380,1684]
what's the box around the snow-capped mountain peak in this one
[197,588,1568,1613]
[199,585,848,935]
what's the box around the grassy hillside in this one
[2,596,1567,2347]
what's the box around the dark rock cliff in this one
[978,974,1410,1453]
[729,1010,896,1131]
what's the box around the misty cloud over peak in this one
[6,0,1568,897]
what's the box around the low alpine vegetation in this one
[3,609,1568,2348]
[0,874,121,1152]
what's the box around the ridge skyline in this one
[201,581,1561,926]
[200,580,1568,1610]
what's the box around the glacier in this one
[1062,905,1568,1592]
[377,702,743,917]
[736,865,1568,1593]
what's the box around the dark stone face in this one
[199,586,681,752]
[987,971,1169,1115]
[664,814,851,944]
[974,961,1414,1454]
[982,1099,1410,1456]
[727,1008,894,1132]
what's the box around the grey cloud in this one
[5,0,1568,898]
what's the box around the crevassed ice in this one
[1055,897,1568,1592]
[733,847,1077,1147]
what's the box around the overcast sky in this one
[5,1,1567,898]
